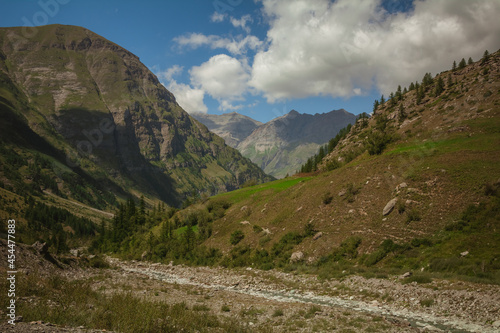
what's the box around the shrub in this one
[366,131,392,155]
[420,299,434,307]
[484,181,499,196]
[272,309,284,317]
[252,224,263,233]
[331,237,362,261]
[402,274,432,284]
[303,222,316,237]
[230,230,245,245]
[322,191,333,205]
[241,179,258,188]
[89,255,110,269]
[397,200,406,214]
[221,305,230,312]
[325,160,341,171]
[344,183,360,203]
[364,239,396,266]
[406,208,421,223]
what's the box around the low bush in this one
[229,230,245,245]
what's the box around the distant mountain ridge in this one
[194,109,356,178]
[191,112,263,148]
[0,24,272,208]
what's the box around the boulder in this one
[383,198,398,216]
[290,251,304,263]
[313,232,323,240]
[396,182,408,191]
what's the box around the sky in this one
[1,0,500,123]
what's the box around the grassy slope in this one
[194,52,500,282]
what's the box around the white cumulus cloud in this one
[250,0,500,102]
[190,54,250,111]
[231,15,253,33]
[157,66,208,113]
[174,32,263,55]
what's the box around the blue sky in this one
[1,0,499,123]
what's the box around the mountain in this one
[194,109,356,178]
[238,109,356,178]
[113,49,499,283]
[191,112,263,148]
[0,24,272,209]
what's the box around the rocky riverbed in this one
[99,257,500,332]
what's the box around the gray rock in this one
[396,182,408,191]
[383,198,398,216]
[290,251,304,263]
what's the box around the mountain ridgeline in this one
[193,109,356,178]
[0,24,272,209]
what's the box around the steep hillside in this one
[205,50,500,274]
[0,24,272,212]
[191,112,263,148]
[116,49,500,286]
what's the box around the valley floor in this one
[3,253,499,333]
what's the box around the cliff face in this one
[0,25,272,206]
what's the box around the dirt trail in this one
[107,257,500,333]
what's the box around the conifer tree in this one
[399,103,406,121]
[452,60,457,71]
[380,94,385,104]
[468,57,473,65]
[373,99,379,113]
[396,85,402,101]
[434,77,445,96]
[458,58,466,69]
[481,50,490,64]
